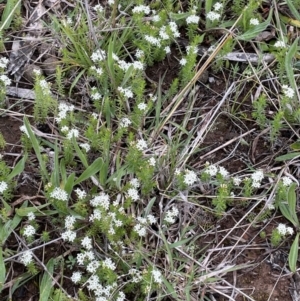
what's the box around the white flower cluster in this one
[90,87,102,101]
[119,117,131,128]
[148,157,156,166]
[132,5,150,14]
[0,74,11,86]
[274,40,286,48]
[277,223,294,236]
[186,45,198,54]
[79,143,91,152]
[71,271,82,284]
[152,269,163,284]
[204,163,229,178]
[94,4,104,13]
[19,250,34,266]
[164,206,179,224]
[90,65,103,75]
[207,3,222,22]
[61,215,77,242]
[56,102,74,123]
[0,57,9,69]
[232,177,242,186]
[186,14,200,25]
[65,215,76,230]
[50,187,68,201]
[77,250,95,265]
[179,58,187,66]
[251,170,264,188]
[250,18,259,25]
[129,268,143,283]
[127,187,139,201]
[135,49,144,58]
[91,49,106,62]
[214,2,223,10]
[66,128,79,140]
[90,192,110,209]
[23,225,36,238]
[136,139,147,151]
[89,208,101,222]
[102,257,116,270]
[0,181,8,193]
[82,236,93,250]
[183,170,198,186]
[282,176,293,187]
[118,86,133,98]
[282,84,295,99]
[145,35,161,47]
[27,212,35,221]
[137,102,147,111]
[133,215,157,237]
[130,178,140,188]
[75,188,87,199]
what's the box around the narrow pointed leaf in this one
[289,233,299,272]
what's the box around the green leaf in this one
[0,0,21,31]
[74,157,103,185]
[39,258,54,301]
[237,8,273,41]
[286,0,300,21]
[289,233,299,272]
[65,172,75,194]
[7,153,27,181]
[290,141,300,151]
[278,201,295,226]
[16,203,49,216]
[73,138,88,167]
[285,37,299,92]
[169,237,193,249]
[287,184,299,227]
[275,152,300,161]
[0,247,5,293]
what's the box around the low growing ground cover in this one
[0,0,300,300]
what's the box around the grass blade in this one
[7,153,27,181]
[289,233,299,272]
[39,258,54,301]
[0,247,5,293]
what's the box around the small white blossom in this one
[91,49,106,62]
[152,269,162,284]
[90,193,110,209]
[152,15,160,22]
[132,5,150,15]
[0,57,9,69]
[164,206,179,224]
[81,236,93,250]
[232,177,242,186]
[61,230,76,242]
[133,61,144,70]
[250,18,259,25]
[127,188,139,201]
[164,46,171,54]
[213,2,223,11]
[267,203,275,210]
[274,40,286,48]
[0,74,11,86]
[179,58,187,66]
[80,143,91,152]
[19,250,33,265]
[61,126,69,133]
[133,223,147,236]
[277,223,287,235]
[282,176,293,187]
[148,157,156,166]
[159,26,170,40]
[118,86,133,98]
[66,128,79,140]
[137,102,147,111]
[286,227,294,235]
[94,4,104,13]
[86,260,100,273]
[0,181,8,193]
[169,21,180,37]
[136,139,147,151]
[65,215,76,230]
[144,35,161,47]
[147,214,157,224]
[205,164,218,177]
[184,170,197,186]
[50,187,68,201]
[75,188,87,200]
[108,0,114,5]
[71,271,82,284]
[27,212,35,221]
[89,209,102,222]
[23,225,36,238]
[207,11,221,21]
[282,84,295,98]
[251,170,264,182]
[130,178,140,188]
[219,166,229,178]
[119,117,131,128]
[90,66,103,75]
[103,257,116,270]
[87,275,100,291]
[116,292,126,301]
[186,45,198,54]
[135,49,144,58]
[186,15,200,24]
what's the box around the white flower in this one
[0,181,8,193]
[250,18,259,25]
[169,21,180,37]
[90,66,103,75]
[147,214,157,224]
[205,164,218,177]
[251,181,261,188]
[179,58,187,66]
[133,223,147,236]
[132,5,150,15]
[164,46,171,54]
[267,203,275,210]
[0,57,9,69]
[75,188,87,200]
[286,227,294,235]
[148,157,156,166]
[33,69,41,76]
[127,188,139,201]
[65,215,76,230]
[144,35,161,47]
[219,166,229,178]
[164,206,179,224]
[207,11,221,21]
[116,291,126,301]
[251,170,264,182]
[186,15,200,24]
[282,84,295,98]
[90,193,110,209]
[108,0,114,5]
[19,250,33,265]
[282,176,293,187]
[66,128,79,140]
[89,209,102,222]
[274,40,286,48]
[81,236,93,250]
[61,126,69,133]
[0,74,11,86]
[186,46,198,54]
[232,177,242,186]
[27,212,35,221]
[87,275,100,291]
[91,49,106,62]
[119,117,131,128]
[87,260,100,273]
[91,91,102,100]
[130,178,140,188]
[184,170,197,186]
[133,61,144,70]
[277,223,287,235]
[71,271,82,284]
[94,4,104,13]
[136,139,147,151]
[152,15,160,22]
[135,49,144,58]
[23,225,36,238]
[159,26,169,40]
[213,2,223,11]
[118,86,133,98]
[103,257,116,270]
[80,143,90,152]
[50,187,68,201]
[152,269,162,284]
[61,230,76,242]
[137,102,147,111]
